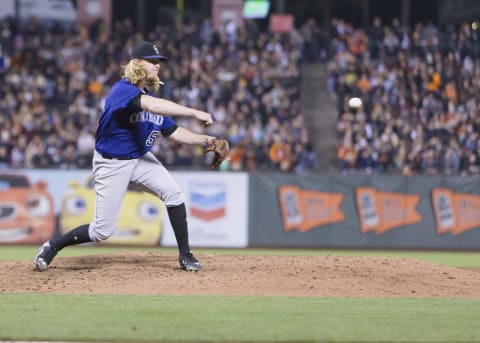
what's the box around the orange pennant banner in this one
[432,188,480,235]
[356,187,422,234]
[278,185,345,232]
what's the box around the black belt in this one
[101,154,135,160]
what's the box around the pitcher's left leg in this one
[131,152,201,271]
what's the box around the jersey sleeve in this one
[160,116,178,137]
[112,80,143,109]
[129,94,143,112]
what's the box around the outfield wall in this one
[248,173,480,249]
[1,169,480,249]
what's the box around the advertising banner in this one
[270,14,294,33]
[211,0,244,30]
[0,169,248,247]
[432,188,480,235]
[249,173,480,249]
[0,170,90,244]
[161,172,249,248]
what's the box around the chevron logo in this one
[189,183,226,221]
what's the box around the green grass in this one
[2,245,480,268]
[1,294,479,342]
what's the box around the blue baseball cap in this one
[129,41,168,61]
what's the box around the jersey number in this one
[146,130,160,146]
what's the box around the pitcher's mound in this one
[1,253,479,298]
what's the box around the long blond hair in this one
[122,59,161,92]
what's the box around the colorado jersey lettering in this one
[130,111,165,125]
[95,78,177,158]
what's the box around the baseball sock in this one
[167,203,190,256]
[49,224,92,251]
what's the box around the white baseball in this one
[348,97,362,109]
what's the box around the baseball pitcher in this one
[34,41,229,272]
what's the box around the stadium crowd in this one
[5,12,479,176]
[0,16,316,173]
[329,17,480,176]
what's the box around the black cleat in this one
[34,241,57,272]
[179,252,202,271]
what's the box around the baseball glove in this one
[205,138,229,169]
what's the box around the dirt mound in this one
[1,253,479,298]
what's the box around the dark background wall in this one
[107,0,467,33]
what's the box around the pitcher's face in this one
[137,58,161,80]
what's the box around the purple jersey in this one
[95,79,177,158]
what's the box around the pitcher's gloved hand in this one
[205,138,229,169]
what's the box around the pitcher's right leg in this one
[34,152,136,271]
[88,153,136,241]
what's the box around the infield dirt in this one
[1,253,479,298]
